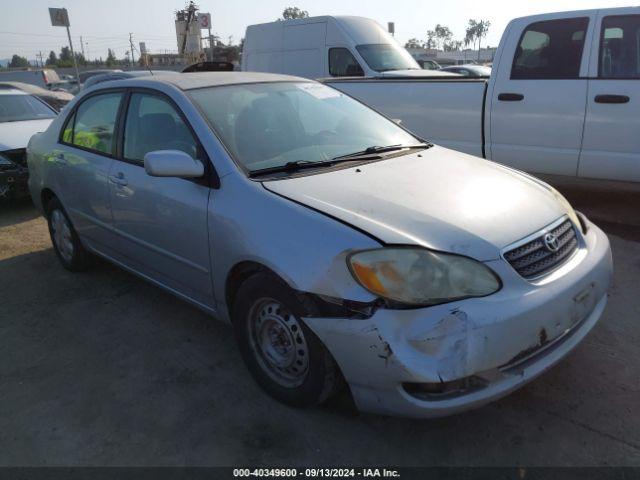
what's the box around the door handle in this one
[53,152,67,165]
[594,94,630,104]
[109,172,128,186]
[498,93,524,102]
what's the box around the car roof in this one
[97,71,310,91]
[0,88,28,96]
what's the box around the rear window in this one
[599,15,640,78]
[0,94,56,122]
[511,17,589,79]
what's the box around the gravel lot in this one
[1,180,639,467]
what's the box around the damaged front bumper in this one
[0,149,29,200]
[303,219,612,418]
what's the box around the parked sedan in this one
[27,72,612,417]
[440,64,492,77]
[0,81,74,112]
[1,88,56,199]
[82,70,179,90]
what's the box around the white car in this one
[27,73,612,417]
[0,88,56,199]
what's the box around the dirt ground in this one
[0,180,639,467]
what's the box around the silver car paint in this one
[0,118,53,150]
[264,145,568,261]
[27,74,613,417]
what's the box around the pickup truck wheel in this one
[232,273,342,407]
[46,198,91,272]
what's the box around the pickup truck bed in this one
[324,77,487,158]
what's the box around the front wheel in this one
[232,273,343,407]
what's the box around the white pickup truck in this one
[244,7,640,183]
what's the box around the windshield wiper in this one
[248,158,363,177]
[331,143,430,161]
[248,143,432,177]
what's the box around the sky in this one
[0,0,634,62]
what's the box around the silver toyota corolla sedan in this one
[27,72,613,417]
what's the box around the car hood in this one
[264,146,567,261]
[377,69,457,77]
[0,119,53,151]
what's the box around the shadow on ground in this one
[0,186,639,466]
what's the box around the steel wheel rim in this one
[248,298,309,388]
[51,209,74,263]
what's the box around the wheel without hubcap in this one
[248,298,310,388]
[232,272,343,407]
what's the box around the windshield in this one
[0,94,56,122]
[355,44,420,72]
[189,82,421,174]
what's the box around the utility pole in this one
[129,33,136,66]
[208,26,213,61]
[80,35,85,58]
[37,51,44,68]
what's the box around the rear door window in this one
[599,15,640,78]
[67,92,123,155]
[329,48,364,77]
[511,17,589,79]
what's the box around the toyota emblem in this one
[544,232,560,252]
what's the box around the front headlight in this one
[0,153,14,167]
[348,248,501,307]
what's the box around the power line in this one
[0,31,177,40]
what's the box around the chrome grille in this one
[504,219,578,279]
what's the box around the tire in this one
[46,197,91,271]
[232,272,343,407]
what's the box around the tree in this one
[404,38,425,49]
[425,30,437,49]
[465,19,491,59]
[106,48,117,67]
[282,7,308,20]
[74,52,86,66]
[59,46,72,62]
[475,20,491,59]
[444,39,463,52]
[9,54,29,68]
[46,50,57,66]
[434,24,453,50]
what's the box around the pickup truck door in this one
[108,90,214,308]
[489,14,595,176]
[580,12,640,182]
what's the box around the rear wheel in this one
[46,197,91,271]
[233,273,342,407]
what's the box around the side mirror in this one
[143,150,204,178]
